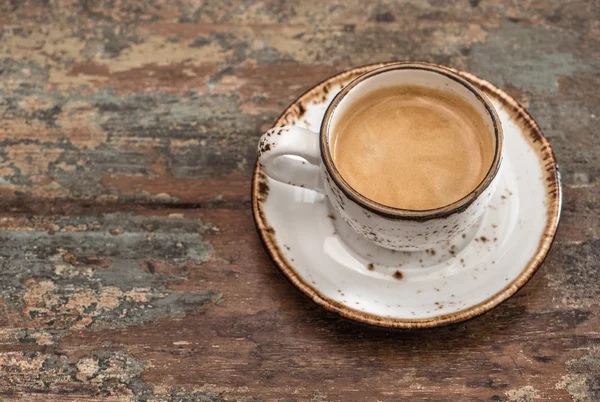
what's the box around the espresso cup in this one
[257,62,503,251]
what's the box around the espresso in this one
[331,85,494,210]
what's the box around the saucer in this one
[252,63,561,328]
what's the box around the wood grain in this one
[0,1,598,401]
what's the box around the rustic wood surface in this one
[0,1,598,401]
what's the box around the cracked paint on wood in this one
[0,0,598,401]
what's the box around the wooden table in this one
[0,1,598,400]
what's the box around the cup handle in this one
[257,126,325,193]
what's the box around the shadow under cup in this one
[319,63,503,250]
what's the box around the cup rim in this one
[319,62,504,221]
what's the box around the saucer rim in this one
[251,62,562,329]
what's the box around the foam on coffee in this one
[331,85,494,210]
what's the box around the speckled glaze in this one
[258,63,503,251]
[252,63,562,328]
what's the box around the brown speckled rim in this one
[321,62,504,221]
[251,62,562,329]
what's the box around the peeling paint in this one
[506,385,541,402]
[0,349,258,401]
[0,213,220,345]
[545,239,599,308]
[556,348,600,402]
[0,0,597,399]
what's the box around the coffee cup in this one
[257,62,503,251]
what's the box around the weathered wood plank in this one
[0,0,598,401]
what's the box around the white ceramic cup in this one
[257,62,503,251]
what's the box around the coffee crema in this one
[330,85,494,210]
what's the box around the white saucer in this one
[252,64,561,328]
